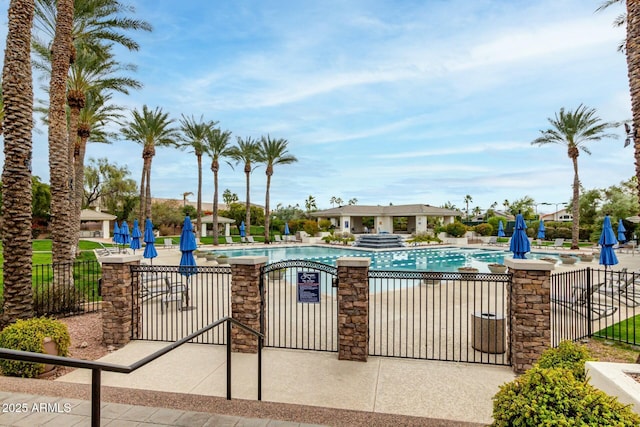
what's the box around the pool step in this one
[354,234,405,248]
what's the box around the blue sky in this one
[0,0,634,214]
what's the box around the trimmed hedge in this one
[0,317,70,378]
[492,341,640,426]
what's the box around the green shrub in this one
[318,219,332,231]
[444,222,467,237]
[0,317,70,378]
[474,223,494,236]
[302,220,319,236]
[536,340,592,381]
[492,367,640,426]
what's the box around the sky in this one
[0,0,634,214]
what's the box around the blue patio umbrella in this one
[179,216,198,309]
[112,221,121,244]
[537,220,546,239]
[120,220,131,247]
[284,222,290,236]
[239,221,246,241]
[130,219,142,253]
[599,215,619,271]
[617,219,627,243]
[143,218,158,263]
[497,220,505,237]
[509,213,530,259]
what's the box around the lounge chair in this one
[552,238,565,249]
[273,235,284,243]
[224,236,235,245]
[486,236,497,245]
[163,238,175,249]
[552,279,617,320]
[597,270,640,307]
[140,273,185,313]
[245,236,258,244]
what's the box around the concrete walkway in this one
[54,344,514,425]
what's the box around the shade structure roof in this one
[310,204,462,217]
[80,209,116,221]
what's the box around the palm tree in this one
[179,115,218,235]
[464,195,473,221]
[47,0,75,265]
[532,104,618,248]
[330,196,337,207]
[120,105,178,220]
[624,1,640,209]
[503,200,509,213]
[227,137,260,236]
[596,1,626,52]
[258,136,298,243]
[335,197,344,206]
[348,198,358,205]
[305,195,317,214]
[203,127,232,245]
[1,0,36,323]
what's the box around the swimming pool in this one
[210,245,559,273]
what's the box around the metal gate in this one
[131,264,232,343]
[261,260,338,352]
[368,270,511,365]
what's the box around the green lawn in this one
[595,314,640,345]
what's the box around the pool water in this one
[210,245,558,273]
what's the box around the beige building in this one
[310,204,461,234]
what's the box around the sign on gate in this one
[297,271,320,303]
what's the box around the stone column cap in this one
[337,257,371,267]
[504,258,554,271]
[228,256,269,265]
[98,254,142,264]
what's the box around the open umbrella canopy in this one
[509,214,530,259]
[143,218,157,260]
[626,215,640,224]
[537,220,545,239]
[130,219,142,252]
[239,221,246,238]
[284,222,290,236]
[599,215,619,268]
[179,216,197,276]
[497,220,505,237]
[617,219,627,243]
[120,220,131,245]
[112,221,121,244]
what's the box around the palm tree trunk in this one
[245,169,251,236]
[627,0,640,212]
[145,162,152,220]
[264,173,272,243]
[212,161,219,245]
[73,137,87,249]
[571,157,580,249]
[139,161,147,221]
[48,0,74,267]
[196,153,202,239]
[1,0,36,324]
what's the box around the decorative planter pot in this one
[205,254,218,261]
[540,257,557,264]
[216,256,229,265]
[267,269,286,280]
[39,337,59,378]
[559,255,578,264]
[578,254,594,262]
[487,264,507,274]
[458,267,479,280]
[422,273,443,286]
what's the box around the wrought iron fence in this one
[29,260,102,316]
[131,265,232,343]
[368,270,511,365]
[261,260,338,352]
[551,267,639,347]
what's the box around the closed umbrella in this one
[509,213,530,259]
[239,221,246,242]
[537,220,546,239]
[112,221,121,244]
[179,215,198,310]
[143,218,158,264]
[497,220,505,237]
[130,219,142,253]
[599,215,618,272]
[120,220,131,248]
[617,219,627,243]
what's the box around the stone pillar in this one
[98,254,142,348]
[337,257,370,362]
[504,259,554,374]
[229,256,268,353]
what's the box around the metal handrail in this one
[0,316,264,427]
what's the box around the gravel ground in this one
[17,312,480,427]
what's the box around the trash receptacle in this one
[471,312,505,354]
